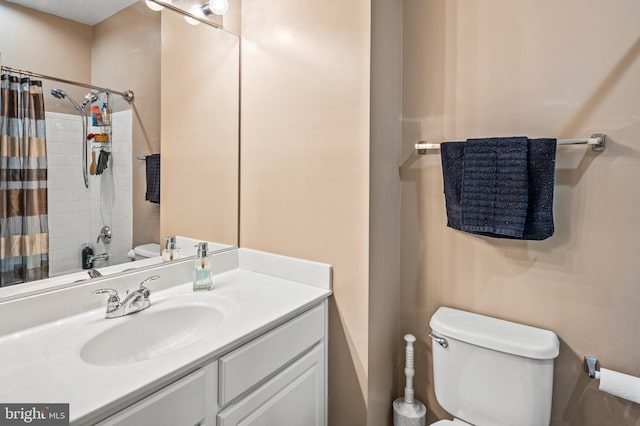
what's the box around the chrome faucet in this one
[88,252,109,265]
[87,269,103,279]
[93,275,159,319]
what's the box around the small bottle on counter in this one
[162,236,180,262]
[193,242,212,291]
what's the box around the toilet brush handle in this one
[404,334,416,404]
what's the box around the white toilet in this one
[428,307,560,426]
[132,243,161,260]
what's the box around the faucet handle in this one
[93,288,118,297]
[139,275,160,298]
[93,288,120,308]
[96,226,112,244]
[139,275,160,289]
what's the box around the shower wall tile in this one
[46,111,133,277]
[46,112,90,277]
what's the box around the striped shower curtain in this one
[0,73,49,286]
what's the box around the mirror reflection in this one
[0,0,239,288]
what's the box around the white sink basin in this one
[80,306,224,366]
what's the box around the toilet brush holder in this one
[393,334,426,426]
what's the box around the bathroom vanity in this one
[0,249,331,426]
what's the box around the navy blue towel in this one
[440,137,557,240]
[521,138,557,240]
[440,142,466,230]
[461,137,529,238]
[145,154,160,204]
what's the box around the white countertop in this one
[0,249,331,425]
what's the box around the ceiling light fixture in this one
[144,0,166,12]
[184,4,205,25]
[202,0,229,16]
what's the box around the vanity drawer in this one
[219,303,325,406]
[217,343,325,426]
[97,369,206,426]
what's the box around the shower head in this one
[50,88,90,188]
[50,88,67,99]
[82,91,100,107]
[50,88,84,112]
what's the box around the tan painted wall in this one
[92,2,161,249]
[368,0,402,425]
[239,0,371,424]
[0,0,92,113]
[160,10,239,246]
[401,1,640,425]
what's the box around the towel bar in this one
[415,133,606,155]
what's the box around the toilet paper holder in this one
[584,355,640,405]
[584,356,600,379]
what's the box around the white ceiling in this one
[4,0,139,25]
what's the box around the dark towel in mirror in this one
[145,154,160,204]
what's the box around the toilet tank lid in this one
[430,307,559,360]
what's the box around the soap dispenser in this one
[193,242,212,291]
[162,236,180,262]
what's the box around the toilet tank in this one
[133,243,161,260]
[429,307,559,426]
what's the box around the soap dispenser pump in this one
[193,242,212,291]
[162,236,180,262]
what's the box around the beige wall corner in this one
[239,0,372,423]
[223,0,242,36]
[92,2,161,248]
[368,0,403,425]
[401,1,640,425]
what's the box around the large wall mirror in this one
[0,0,239,290]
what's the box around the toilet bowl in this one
[428,307,560,426]
[131,243,160,260]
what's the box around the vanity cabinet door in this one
[96,369,206,426]
[217,343,325,426]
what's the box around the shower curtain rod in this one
[1,65,134,103]
[415,133,606,154]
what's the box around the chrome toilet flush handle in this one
[429,331,449,348]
